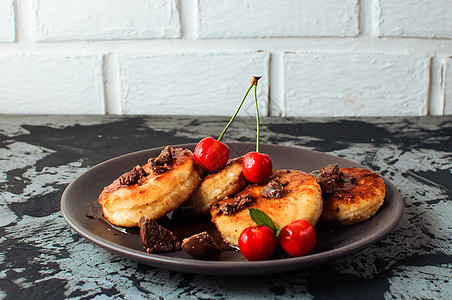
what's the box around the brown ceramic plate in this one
[61,143,403,276]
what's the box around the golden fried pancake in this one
[188,156,248,214]
[98,147,202,227]
[211,170,323,246]
[319,167,385,225]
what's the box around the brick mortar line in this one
[0,39,451,55]
[359,0,377,38]
[103,53,122,115]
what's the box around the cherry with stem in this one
[194,78,256,173]
[242,77,273,183]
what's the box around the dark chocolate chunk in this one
[319,163,344,181]
[216,194,254,216]
[156,145,173,164]
[119,165,147,186]
[148,146,174,174]
[261,177,288,199]
[316,177,335,194]
[182,232,220,259]
[311,163,347,196]
[139,216,181,253]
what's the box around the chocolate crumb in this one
[119,165,147,186]
[261,177,288,199]
[216,194,254,216]
[139,216,181,253]
[148,146,174,174]
[182,232,220,259]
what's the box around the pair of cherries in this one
[194,137,271,183]
[239,219,316,261]
[236,208,316,261]
[193,76,272,184]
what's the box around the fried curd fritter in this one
[187,156,249,214]
[98,147,202,227]
[318,167,386,226]
[211,169,324,246]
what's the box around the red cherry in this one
[238,225,277,261]
[194,137,229,172]
[242,152,272,184]
[279,219,316,257]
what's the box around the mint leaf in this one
[276,223,282,237]
[248,208,279,235]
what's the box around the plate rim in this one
[61,143,404,275]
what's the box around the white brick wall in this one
[0,55,104,114]
[378,0,452,39]
[0,0,15,42]
[0,0,451,116]
[283,53,430,116]
[118,51,269,116]
[444,57,452,115]
[197,0,359,38]
[34,0,180,41]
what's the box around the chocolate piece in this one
[261,177,288,199]
[119,165,147,186]
[148,146,174,174]
[215,194,254,216]
[312,163,347,195]
[316,177,335,194]
[182,232,220,259]
[139,216,181,253]
[319,163,343,181]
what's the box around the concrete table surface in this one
[0,115,450,299]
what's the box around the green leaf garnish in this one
[276,223,282,237]
[248,208,280,236]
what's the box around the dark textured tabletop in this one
[0,115,451,299]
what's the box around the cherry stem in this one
[217,83,254,142]
[253,84,260,153]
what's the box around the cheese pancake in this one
[99,147,202,227]
[319,167,385,225]
[188,156,248,214]
[211,169,323,246]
